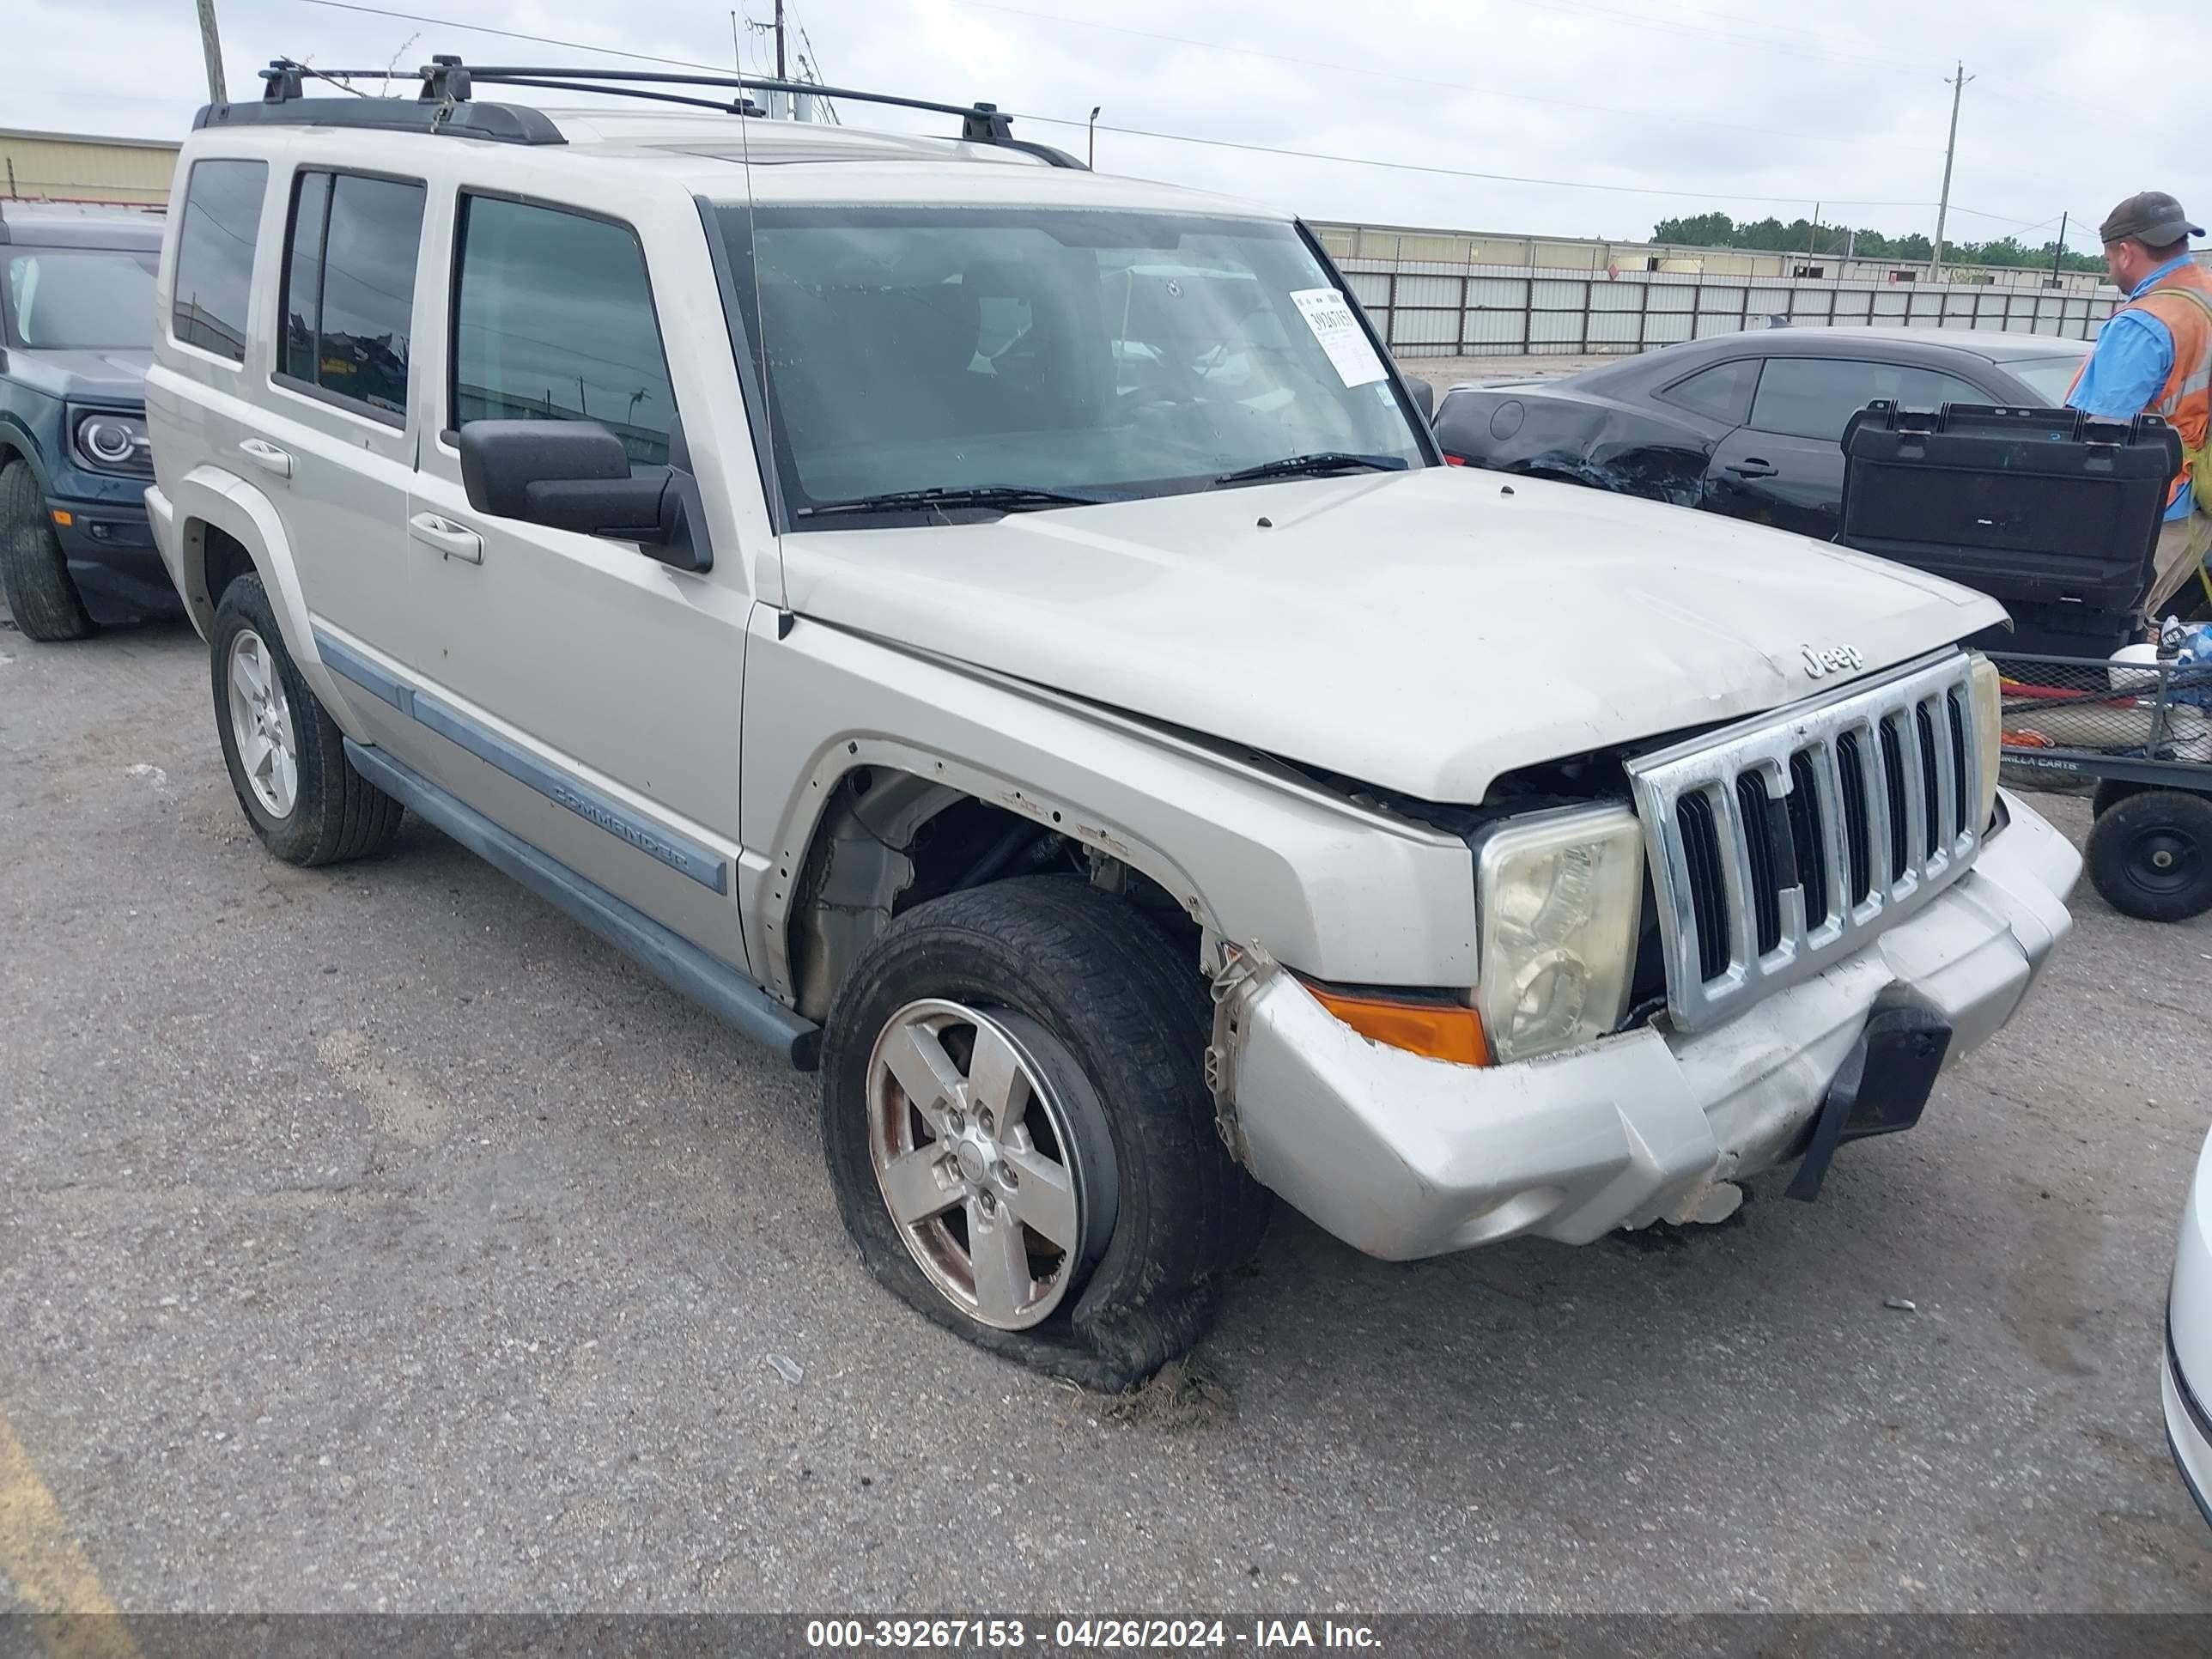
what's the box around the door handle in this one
[238,438,293,479]
[1725,458,1778,479]
[409,511,484,564]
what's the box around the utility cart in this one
[1990,647,2212,921]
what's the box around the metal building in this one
[1310,219,2111,295]
[0,128,179,207]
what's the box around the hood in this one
[3,347,152,403]
[782,466,2003,803]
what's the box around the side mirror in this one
[458,420,708,572]
[1404,375,1436,422]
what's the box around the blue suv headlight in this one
[70,406,152,475]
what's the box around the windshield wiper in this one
[794,483,1119,520]
[1211,453,1409,488]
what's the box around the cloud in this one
[11,0,2208,247]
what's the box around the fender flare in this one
[167,465,362,737]
[757,737,1220,1013]
[0,416,58,497]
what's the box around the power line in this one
[793,16,840,124]
[299,0,732,73]
[1944,204,2062,234]
[1026,112,1936,209]
[286,0,1935,214]
[1511,0,1941,71]
[1649,0,1909,46]
[946,0,1942,153]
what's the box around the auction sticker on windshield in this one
[1290,288,1386,387]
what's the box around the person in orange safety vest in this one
[2066,191,2211,618]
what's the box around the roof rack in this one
[193,56,1086,168]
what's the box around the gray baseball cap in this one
[2099,191,2205,247]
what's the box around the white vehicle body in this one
[143,82,2078,1381]
[2166,1127,2212,1530]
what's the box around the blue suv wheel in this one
[0,458,93,641]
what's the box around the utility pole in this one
[1931,60,1972,280]
[2050,210,2069,285]
[1088,105,1101,168]
[1809,202,1820,258]
[194,0,228,104]
[744,3,800,118]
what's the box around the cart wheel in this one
[2091,779,2145,818]
[2086,788,2212,922]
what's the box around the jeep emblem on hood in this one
[1802,642,1865,679]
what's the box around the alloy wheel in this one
[866,999,1094,1330]
[226,628,298,818]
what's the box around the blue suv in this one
[0,203,174,641]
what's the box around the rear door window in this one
[1655,358,1756,424]
[171,158,269,362]
[1748,356,1986,442]
[2006,356,2087,403]
[277,169,427,420]
[449,195,675,465]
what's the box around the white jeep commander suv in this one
[144,58,2081,1388]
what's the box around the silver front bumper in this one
[1216,790,2079,1261]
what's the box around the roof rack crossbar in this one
[471,76,765,118]
[238,57,1085,165]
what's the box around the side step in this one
[345,738,821,1069]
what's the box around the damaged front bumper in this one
[1211,791,2079,1261]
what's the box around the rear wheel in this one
[0,459,94,641]
[2085,788,2212,922]
[210,574,404,865]
[820,877,1268,1389]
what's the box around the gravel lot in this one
[3,615,2212,1616]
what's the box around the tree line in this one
[1650,213,2106,272]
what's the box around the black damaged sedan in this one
[1432,326,2089,542]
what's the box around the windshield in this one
[4,246,159,349]
[2008,355,2088,403]
[715,205,1428,522]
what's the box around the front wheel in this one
[0,459,93,641]
[2085,787,2212,922]
[819,878,1268,1389]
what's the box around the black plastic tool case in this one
[1838,402,2181,655]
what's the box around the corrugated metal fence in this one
[1340,260,2124,358]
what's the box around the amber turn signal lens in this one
[49,509,74,527]
[1305,983,1490,1067]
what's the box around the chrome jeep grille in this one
[1626,652,1983,1033]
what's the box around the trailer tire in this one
[2085,787,2212,922]
[2091,778,2146,818]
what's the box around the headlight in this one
[1475,805,1644,1064]
[71,409,149,473]
[1967,651,2002,830]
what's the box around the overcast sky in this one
[14,0,2210,252]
